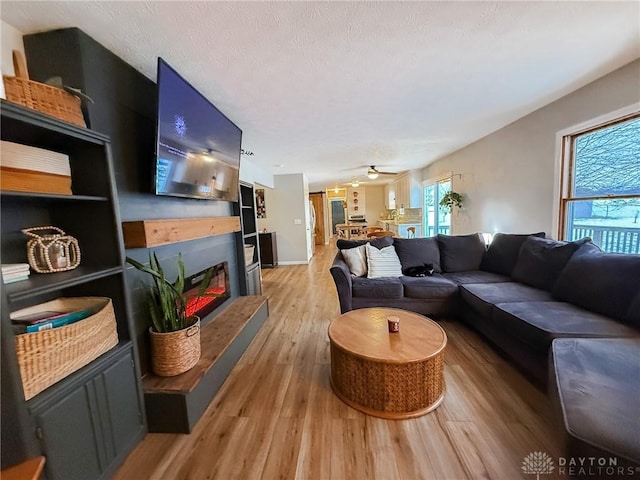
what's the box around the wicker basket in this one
[13,297,118,400]
[149,317,201,377]
[3,51,85,127]
[244,244,255,267]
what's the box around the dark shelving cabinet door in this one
[34,384,102,480]
[32,347,142,480]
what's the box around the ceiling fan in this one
[367,166,397,179]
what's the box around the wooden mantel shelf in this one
[122,216,241,248]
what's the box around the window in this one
[424,178,451,237]
[559,113,640,253]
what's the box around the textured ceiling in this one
[2,1,639,191]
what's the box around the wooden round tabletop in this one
[328,307,447,419]
[328,307,446,363]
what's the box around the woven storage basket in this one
[149,317,201,377]
[13,297,118,400]
[3,51,85,127]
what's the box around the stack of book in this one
[0,140,72,195]
[11,307,97,333]
[2,263,31,284]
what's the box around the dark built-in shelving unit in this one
[236,182,262,295]
[0,101,146,479]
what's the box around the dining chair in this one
[367,231,395,238]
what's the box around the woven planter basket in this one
[13,297,118,400]
[149,317,201,377]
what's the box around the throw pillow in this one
[393,237,442,273]
[553,243,640,323]
[480,232,545,276]
[366,243,402,278]
[340,245,367,277]
[336,235,393,251]
[437,233,486,273]
[512,236,590,291]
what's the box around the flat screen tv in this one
[155,58,241,201]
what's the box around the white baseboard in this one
[277,260,309,265]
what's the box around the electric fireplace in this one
[183,261,230,320]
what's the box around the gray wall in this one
[422,59,640,238]
[268,173,312,264]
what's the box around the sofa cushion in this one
[366,244,402,278]
[480,232,545,276]
[550,338,640,464]
[437,233,486,273]
[442,270,511,285]
[393,237,442,273]
[340,244,367,277]
[626,292,640,328]
[493,302,639,352]
[352,276,403,299]
[553,244,640,323]
[511,236,589,291]
[459,282,553,317]
[399,274,458,299]
[336,236,393,251]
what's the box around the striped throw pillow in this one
[366,243,402,278]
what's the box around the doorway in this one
[331,199,346,236]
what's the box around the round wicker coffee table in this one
[328,307,446,419]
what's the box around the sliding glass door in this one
[424,179,451,237]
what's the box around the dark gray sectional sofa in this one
[330,232,640,467]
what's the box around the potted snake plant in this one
[126,252,213,376]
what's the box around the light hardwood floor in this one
[114,242,564,480]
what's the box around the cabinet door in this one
[398,175,411,208]
[102,352,144,460]
[34,387,102,480]
[33,349,143,480]
[409,171,423,208]
[246,264,262,295]
[259,233,278,267]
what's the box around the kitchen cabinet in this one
[409,171,423,208]
[395,174,410,211]
[390,170,423,210]
[0,101,145,477]
[384,184,395,209]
